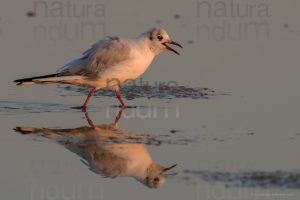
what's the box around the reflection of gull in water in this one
[14,109,177,188]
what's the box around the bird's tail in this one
[14,74,84,86]
[13,73,60,86]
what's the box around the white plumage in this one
[14,27,182,109]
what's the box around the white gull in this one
[14,27,182,109]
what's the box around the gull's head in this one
[139,27,183,55]
[139,163,177,189]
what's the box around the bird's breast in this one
[109,49,154,82]
[93,47,155,89]
[129,48,154,75]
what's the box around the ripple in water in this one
[0,100,74,115]
[181,170,300,189]
[59,85,223,100]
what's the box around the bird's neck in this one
[134,35,158,56]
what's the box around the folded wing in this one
[57,37,132,77]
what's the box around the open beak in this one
[162,164,177,172]
[162,41,183,55]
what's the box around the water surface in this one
[1,0,300,199]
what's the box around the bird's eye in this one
[154,177,160,182]
[157,35,163,41]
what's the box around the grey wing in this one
[57,37,132,77]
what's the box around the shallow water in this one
[59,84,221,100]
[1,0,300,199]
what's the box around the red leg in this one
[81,87,96,110]
[84,110,95,128]
[114,108,125,124]
[115,89,126,108]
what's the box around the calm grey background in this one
[0,0,300,200]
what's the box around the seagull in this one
[14,27,182,109]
